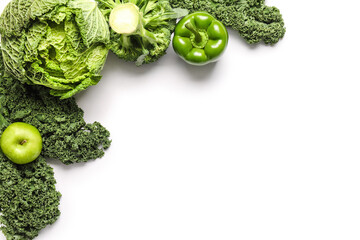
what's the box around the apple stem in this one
[20,140,27,145]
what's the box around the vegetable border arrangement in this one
[0,0,285,239]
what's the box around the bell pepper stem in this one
[185,22,202,43]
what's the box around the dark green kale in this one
[0,69,111,165]
[170,0,286,45]
[0,153,61,240]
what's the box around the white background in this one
[1,0,360,239]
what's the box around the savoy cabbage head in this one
[0,0,110,99]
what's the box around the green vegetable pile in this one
[0,0,286,238]
[169,0,286,44]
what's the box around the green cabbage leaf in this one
[0,0,110,99]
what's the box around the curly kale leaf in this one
[170,0,286,45]
[42,122,111,164]
[0,153,61,240]
[0,55,111,165]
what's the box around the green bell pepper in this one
[172,12,228,65]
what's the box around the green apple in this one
[0,122,42,164]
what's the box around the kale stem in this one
[185,22,202,43]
